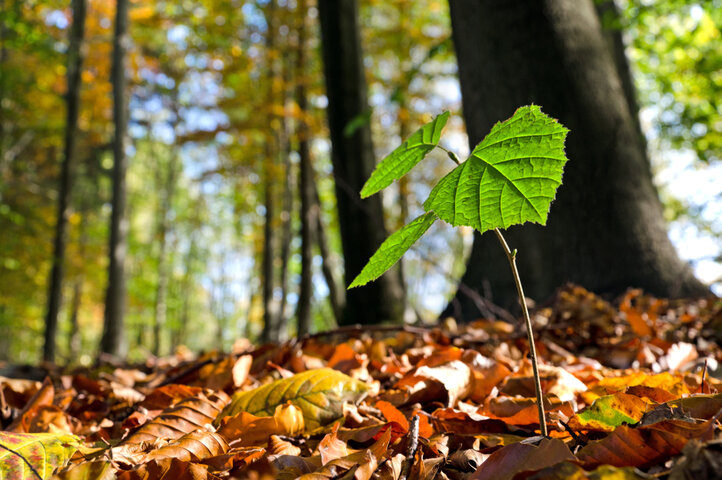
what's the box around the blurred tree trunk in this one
[313,182,344,325]
[260,0,282,343]
[43,0,86,363]
[318,0,405,325]
[295,0,314,336]
[445,0,708,319]
[101,0,129,356]
[152,142,178,357]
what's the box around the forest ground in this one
[1,284,721,479]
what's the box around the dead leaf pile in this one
[0,285,720,479]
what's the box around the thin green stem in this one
[436,145,461,165]
[494,228,548,436]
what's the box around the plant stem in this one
[494,228,548,436]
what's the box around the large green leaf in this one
[424,105,569,233]
[217,368,368,430]
[349,211,437,288]
[360,112,450,198]
[0,431,81,479]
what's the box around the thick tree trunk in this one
[445,0,707,319]
[318,0,405,325]
[101,0,129,356]
[43,0,86,363]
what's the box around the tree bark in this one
[101,0,129,356]
[43,0,87,363]
[295,0,314,336]
[318,0,405,325]
[260,0,282,343]
[313,182,344,325]
[445,0,707,319]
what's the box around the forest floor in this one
[1,284,721,479]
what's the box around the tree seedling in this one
[348,105,570,436]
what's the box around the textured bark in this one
[318,0,405,325]
[101,0,130,356]
[295,0,314,336]
[43,0,86,363]
[445,0,707,318]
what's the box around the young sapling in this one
[348,106,570,436]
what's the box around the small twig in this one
[0,444,42,480]
[399,414,420,480]
[494,228,547,437]
[436,145,461,165]
[701,358,709,394]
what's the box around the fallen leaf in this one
[50,461,116,480]
[123,390,229,445]
[576,418,716,468]
[568,393,648,431]
[469,437,575,480]
[0,431,81,479]
[218,368,368,429]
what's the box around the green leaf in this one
[572,393,647,431]
[423,105,569,233]
[0,431,81,479]
[360,112,450,198]
[217,368,368,430]
[349,211,437,288]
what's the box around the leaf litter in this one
[0,284,720,479]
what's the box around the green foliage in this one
[360,111,449,198]
[350,105,569,288]
[218,368,368,429]
[425,106,568,232]
[349,212,437,288]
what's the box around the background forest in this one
[0,0,720,365]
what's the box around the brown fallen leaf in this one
[576,418,717,468]
[395,360,472,407]
[123,390,229,445]
[8,377,54,433]
[469,437,575,480]
[145,429,229,462]
[116,457,218,480]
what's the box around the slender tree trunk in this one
[294,0,314,336]
[277,28,294,335]
[260,0,282,343]
[43,0,87,363]
[101,0,130,356]
[152,144,178,356]
[312,182,344,325]
[318,0,405,325]
[67,192,91,359]
[444,0,707,318]
[173,230,197,349]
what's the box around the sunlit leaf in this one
[349,212,437,288]
[424,105,569,233]
[218,368,368,429]
[360,111,449,198]
[568,393,648,431]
